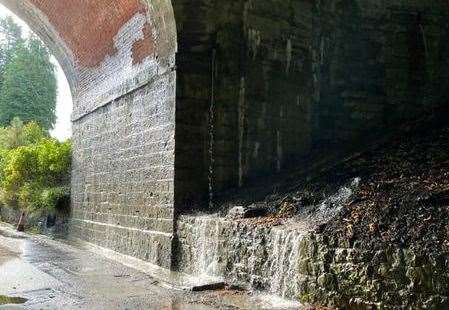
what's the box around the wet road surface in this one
[0,223,303,309]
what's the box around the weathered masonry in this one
[1,0,448,268]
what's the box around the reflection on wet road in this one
[0,224,302,309]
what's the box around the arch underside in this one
[0,0,178,268]
[0,0,177,120]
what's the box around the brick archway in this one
[0,0,177,119]
[0,0,178,267]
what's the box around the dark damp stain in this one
[0,295,28,305]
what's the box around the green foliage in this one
[0,117,46,149]
[0,16,22,50]
[0,16,23,82]
[0,16,66,215]
[0,16,57,131]
[0,120,71,213]
[17,184,70,213]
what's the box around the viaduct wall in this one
[0,0,447,269]
[174,0,449,211]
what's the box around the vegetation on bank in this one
[0,118,71,215]
[0,16,67,219]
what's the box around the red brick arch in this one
[29,0,155,67]
[0,0,177,118]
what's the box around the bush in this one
[0,119,71,213]
[0,117,46,149]
[18,184,69,213]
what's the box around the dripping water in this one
[286,39,292,74]
[419,24,428,61]
[238,77,246,188]
[276,106,283,173]
[184,215,306,299]
[419,22,434,113]
[208,49,217,209]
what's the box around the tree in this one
[0,35,57,130]
[0,16,23,87]
[0,16,22,51]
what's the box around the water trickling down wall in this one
[177,216,306,299]
[174,0,449,213]
[175,178,449,308]
[176,180,359,299]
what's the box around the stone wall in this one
[70,76,176,268]
[0,207,21,226]
[0,206,70,235]
[316,1,449,145]
[173,0,449,212]
[176,215,308,299]
[66,0,177,268]
[297,234,449,309]
[174,0,316,210]
[176,215,449,309]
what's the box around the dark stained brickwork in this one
[173,0,316,211]
[315,1,449,145]
[173,0,449,213]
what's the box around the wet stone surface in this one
[0,295,27,305]
[0,224,304,309]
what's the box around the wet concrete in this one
[0,223,304,309]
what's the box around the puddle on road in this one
[0,295,27,305]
